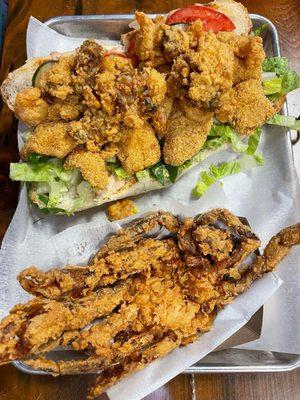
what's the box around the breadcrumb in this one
[106,199,138,221]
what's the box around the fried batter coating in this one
[216,79,275,135]
[19,238,177,301]
[21,122,77,160]
[168,31,234,106]
[64,148,108,189]
[134,12,166,65]
[0,285,127,364]
[39,56,75,101]
[106,199,138,221]
[217,32,265,83]
[151,97,173,139]
[15,87,49,126]
[117,124,161,173]
[163,101,213,165]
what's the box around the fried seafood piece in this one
[0,284,128,365]
[217,32,265,84]
[21,122,77,160]
[39,56,75,101]
[163,100,213,166]
[64,148,108,189]
[94,211,180,260]
[151,97,174,139]
[168,30,234,106]
[15,87,49,126]
[134,12,166,65]
[117,124,161,174]
[106,199,138,221]
[18,238,179,300]
[216,79,275,135]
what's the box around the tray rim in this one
[13,13,299,376]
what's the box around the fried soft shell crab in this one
[0,209,299,399]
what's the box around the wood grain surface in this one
[0,1,299,399]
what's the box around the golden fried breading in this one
[15,87,49,126]
[47,102,80,121]
[21,122,77,160]
[162,26,190,60]
[39,56,74,101]
[134,12,166,64]
[117,124,161,173]
[217,32,265,83]
[106,199,138,221]
[216,79,275,135]
[163,101,213,166]
[151,97,174,139]
[64,148,108,189]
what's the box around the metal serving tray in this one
[14,13,299,375]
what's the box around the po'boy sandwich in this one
[2,0,299,214]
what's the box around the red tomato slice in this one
[166,5,235,33]
[103,51,128,58]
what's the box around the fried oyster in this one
[1,209,299,398]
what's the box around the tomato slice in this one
[166,5,235,33]
[103,51,128,58]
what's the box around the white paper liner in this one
[0,17,299,399]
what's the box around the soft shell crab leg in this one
[18,238,178,300]
[0,284,128,365]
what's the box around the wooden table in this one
[0,1,299,399]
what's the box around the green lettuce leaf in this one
[208,124,248,153]
[165,165,178,183]
[267,114,300,131]
[263,77,283,95]
[253,23,268,37]
[149,161,169,185]
[107,161,131,180]
[10,159,72,182]
[193,160,241,197]
[136,169,151,181]
[262,57,289,75]
[262,57,300,96]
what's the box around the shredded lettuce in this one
[193,128,264,198]
[193,160,241,197]
[253,23,268,37]
[262,57,300,96]
[207,124,248,153]
[107,161,131,180]
[10,158,73,183]
[149,161,169,185]
[136,169,151,181]
[10,155,95,214]
[165,165,178,183]
[267,114,300,131]
[262,57,289,75]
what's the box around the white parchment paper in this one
[0,16,300,399]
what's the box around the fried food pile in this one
[14,9,279,190]
[1,209,299,398]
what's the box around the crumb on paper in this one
[106,199,138,221]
